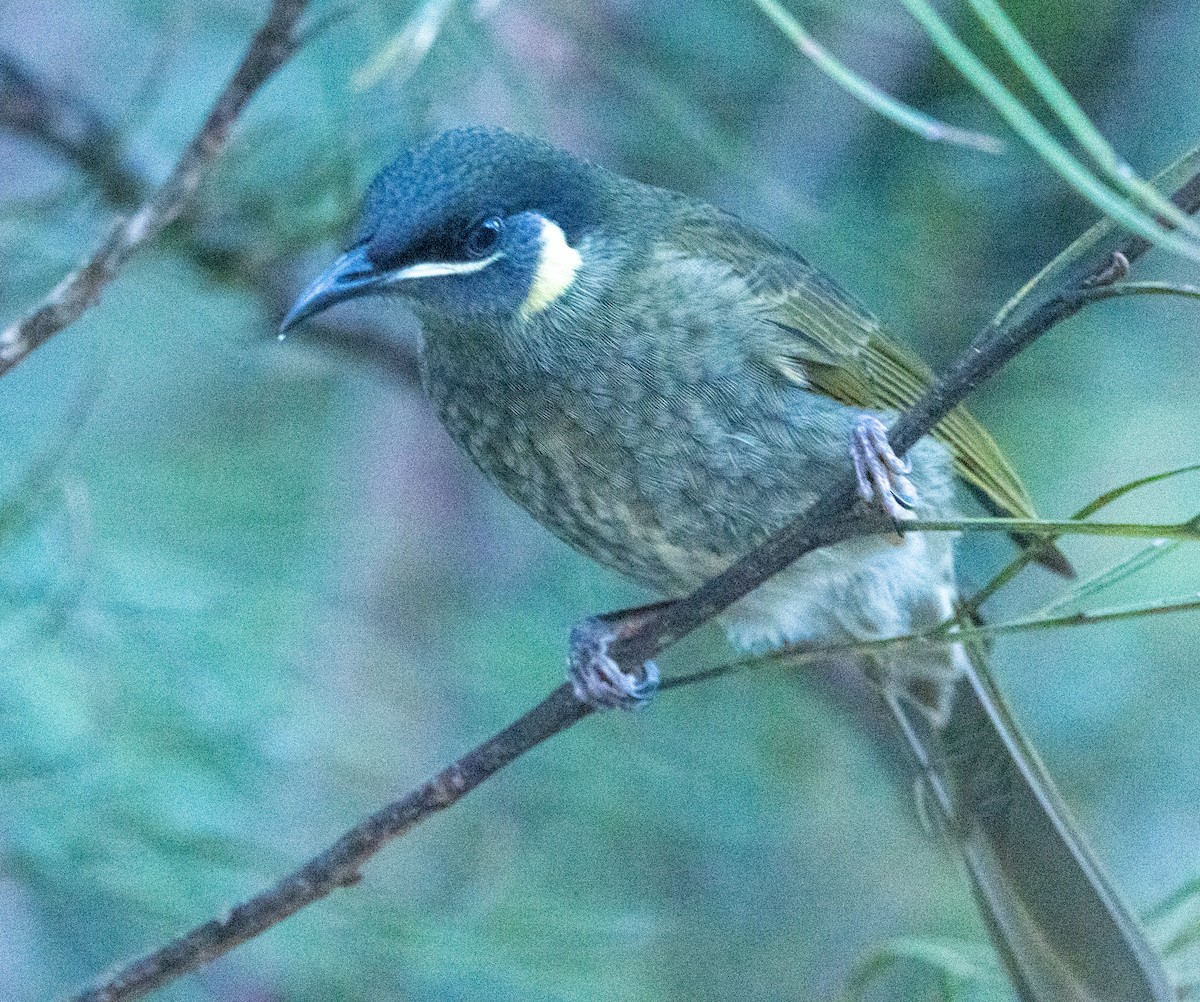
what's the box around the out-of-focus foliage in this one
[846,935,1012,1001]
[0,1,1199,1000]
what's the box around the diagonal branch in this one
[71,686,590,1002]
[0,53,147,207]
[70,161,1200,1002]
[0,0,311,378]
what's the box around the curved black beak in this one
[280,245,381,333]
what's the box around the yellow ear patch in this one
[520,218,582,317]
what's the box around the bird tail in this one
[886,643,1173,1002]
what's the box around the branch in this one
[0,37,425,387]
[0,53,147,207]
[72,577,1200,1002]
[904,515,1200,542]
[70,162,1200,1002]
[662,588,1200,691]
[0,0,311,378]
[72,687,590,1002]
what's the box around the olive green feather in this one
[671,206,1073,576]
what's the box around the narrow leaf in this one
[994,146,1200,329]
[1034,539,1179,617]
[353,0,456,91]
[751,0,1004,153]
[907,516,1200,542]
[963,464,1200,614]
[847,935,1009,999]
[1075,465,1200,520]
[967,0,1200,240]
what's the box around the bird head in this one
[281,127,613,332]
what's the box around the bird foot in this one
[851,416,918,522]
[568,616,659,711]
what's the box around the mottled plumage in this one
[283,127,1171,1002]
[415,205,964,673]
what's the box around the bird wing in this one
[670,207,1071,575]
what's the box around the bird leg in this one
[851,415,918,522]
[568,606,663,711]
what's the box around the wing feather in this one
[669,206,1071,574]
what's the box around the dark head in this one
[281,127,616,331]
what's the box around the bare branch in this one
[71,687,590,1002]
[0,53,147,206]
[1074,279,1200,305]
[0,0,311,378]
[0,37,425,388]
[15,25,1194,990]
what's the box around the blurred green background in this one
[1,0,1198,999]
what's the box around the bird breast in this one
[416,247,926,598]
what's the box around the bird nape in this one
[283,125,1172,1002]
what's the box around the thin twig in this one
[69,161,1200,1002]
[0,53,147,207]
[663,589,1200,691]
[903,515,1200,542]
[0,0,311,378]
[0,37,425,387]
[1075,279,1200,304]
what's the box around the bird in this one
[282,126,1172,1002]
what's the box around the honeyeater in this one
[282,126,1171,1002]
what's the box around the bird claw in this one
[568,617,659,711]
[852,416,918,522]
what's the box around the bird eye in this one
[464,217,503,258]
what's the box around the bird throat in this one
[520,218,582,318]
